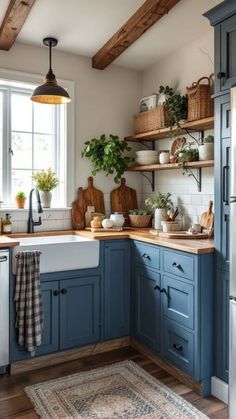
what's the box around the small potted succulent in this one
[32,168,59,208]
[128,209,152,228]
[145,192,173,230]
[198,135,214,161]
[15,191,26,209]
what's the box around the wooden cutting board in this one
[200,200,214,230]
[159,231,209,239]
[71,187,86,230]
[111,178,138,225]
[83,177,105,214]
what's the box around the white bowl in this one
[136,157,158,165]
[136,150,158,156]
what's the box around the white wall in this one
[0,42,142,231]
[141,31,215,226]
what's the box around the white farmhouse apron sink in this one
[12,235,99,274]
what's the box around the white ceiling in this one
[0,0,222,70]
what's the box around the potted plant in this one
[145,192,173,230]
[32,168,59,208]
[128,209,152,228]
[15,191,26,209]
[82,134,134,183]
[158,85,174,105]
[178,146,199,164]
[165,93,188,128]
[198,135,214,161]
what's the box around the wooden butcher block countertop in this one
[77,229,215,255]
[6,228,215,255]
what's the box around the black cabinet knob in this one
[173,343,183,352]
[217,72,226,79]
[53,290,59,296]
[61,288,67,295]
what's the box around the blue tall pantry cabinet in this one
[205,0,236,383]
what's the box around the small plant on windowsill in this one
[15,191,27,209]
[81,134,134,183]
[32,168,59,208]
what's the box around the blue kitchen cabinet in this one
[134,265,161,352]
[11,280,59,362]
[205,1,236,93]
[10,269,101,362]
[103,240,130,340]
[132,240,214,395]
[60,276,100,350]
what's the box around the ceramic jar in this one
[110,212,125,227]
[198,143,214,161]
[154,208,167,230]
[102,218,114,229]
[91,216,102,229]
[159,150,170,164]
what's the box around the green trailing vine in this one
[82,134,134,183]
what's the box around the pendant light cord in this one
[49,41,52,71]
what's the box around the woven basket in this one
[187,76,214,121]
[129,214,152,228]
[134,106,168,134]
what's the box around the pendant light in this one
[31,37,71,105]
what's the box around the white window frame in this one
[0,68,75,207]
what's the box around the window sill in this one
[0,207,72,212]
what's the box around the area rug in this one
[25,360,208,418]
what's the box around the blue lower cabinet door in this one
[162,319,194,377]
[104,241,130,340]
[135,266,161,352]
[59,276,100,350]
[162,275,194,330]
[11,280,59,361]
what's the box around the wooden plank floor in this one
[0,347,228,418]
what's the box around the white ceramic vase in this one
[154,208,167,230]
[198,143,214,161]
[40,191,52,208]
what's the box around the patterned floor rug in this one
[25,360,208,418]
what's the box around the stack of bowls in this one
[136,150,158,165]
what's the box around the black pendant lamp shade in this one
[31,38,71,105]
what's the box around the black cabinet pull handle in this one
[172,262,181,269]
[142,253,151,260]
[0,256,7,262]
[223,165,229,205]
[217,72,226,79]
[154,285,167,295]
[61,288,67,295]
[53,290,59,296]
[173,343,183,352]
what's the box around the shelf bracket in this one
[140,171,155,192]
[184,167,202,192]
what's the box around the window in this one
[0,80,67,206]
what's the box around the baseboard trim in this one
[10,337,130,375]
[130,338,202,395]
[211,376,228,404]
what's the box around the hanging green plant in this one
[82,134,134,183]
[165,94,188,129]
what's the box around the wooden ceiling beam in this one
[0,0,35,51]
[92,0,181,70]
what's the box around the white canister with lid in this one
[159,150,170,164]
[110,212,125,227]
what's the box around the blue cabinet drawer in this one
[163,250,194,281]
[162,275,194,330]
[162,319,194,376]
[134,242,160,270]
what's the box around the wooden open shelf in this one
[124,116,214,142]
[127,160,214,172]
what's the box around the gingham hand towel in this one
[14,251,43,356]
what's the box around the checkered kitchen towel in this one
[14,251,43,356]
